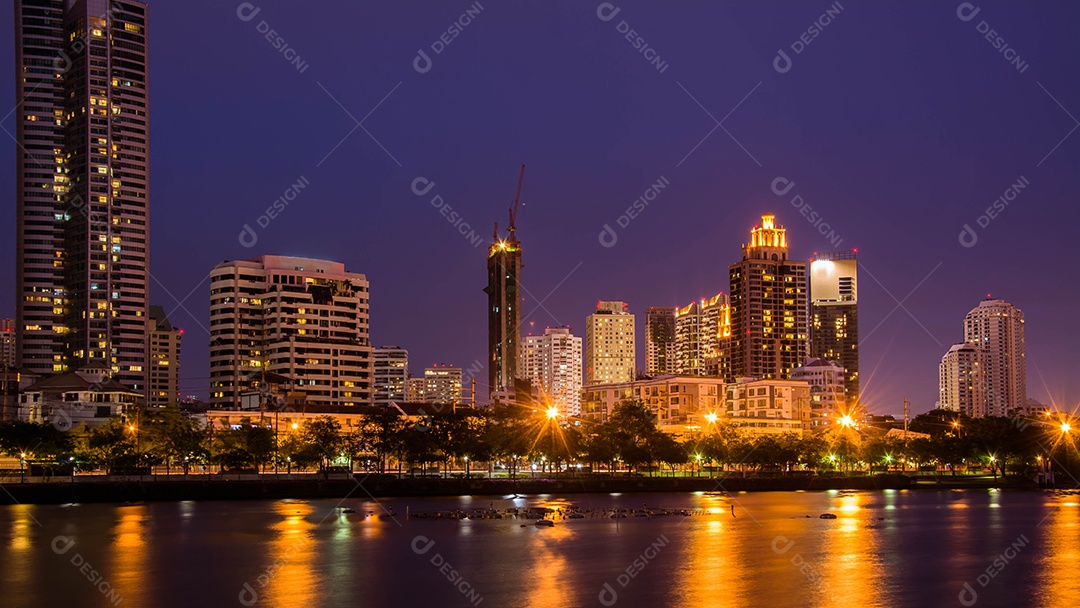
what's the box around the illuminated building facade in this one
[727,214,807,381]
[644,307,677,377]
[485,232,522,398]
[723,377,811,434]
[791,357,845,428]
[520,326,582,416]
[14,1,151,393]
[809,250,859,406]
[962,298,1026,417]
[209,256,372,408]
[675,293,730,377]
[147,306,181,407]
[582,375,724,430]
[424,365,462,405]
[585,301,636,385]
[939,343,983,416]
[1,319,15,369]
[374,346,408,406]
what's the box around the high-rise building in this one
[809,251,859,406]
[962,298,1026,417]
[424,365,462,405]
[14,1,151,393]
[209,256,372,408]
[147,306,181,407]
[520,326,583,416]
[675,293,729,377]
[939,343,983,416]
[1,319,15,369]
[585,301,636,385]
[485,229,522,399]
[644,307,677,377]
[374,346,408,406]
[405,376,426,402]
[791,357,845,428]
[726,214,807,381]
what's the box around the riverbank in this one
[0,473,1044,505]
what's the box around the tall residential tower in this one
[644,307,677,377]
[14,0,151,392]
[520,326,583,416]
[727,214,807,381]
[585,301,636,384]
[809,250,859,407]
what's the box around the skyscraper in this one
[791,357,845,427]
[374,346,408,406]
[644,307,677,377]
[520,326,583,416]
[209,256,373,408]
[1,319,15,369]
[962,298,1026,416]
[424,365,463,405]
[939,343,983,416]
[675,293,729,377]
[147,306,181,407]
[485,229,522,399]
[727,214,807,381]
[585,301,636,384]
[809,250,859,406]
[14,0,151,393]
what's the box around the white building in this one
[520,326,583,416]
[939,343,983,416]
[374,346,408,406]
[722,377,811,435]
[963,298,1026,417]
[585,301,635,384]
[424,365,462,405]
[209,256,373,408]
[405,377,426,403]
[20,364,141,430]
[791,357,845,428]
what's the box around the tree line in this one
[0,402,1072,479]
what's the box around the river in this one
[1,489,1077,607]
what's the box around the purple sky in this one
[3,1,1079,416]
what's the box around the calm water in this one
[1,489,1078,607]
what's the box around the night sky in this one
[2,1,1078,416]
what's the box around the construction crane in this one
[507,164,525,239]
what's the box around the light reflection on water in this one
[0,490,1078,607]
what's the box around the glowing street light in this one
[838,415,854,428]
[704,413,718,424]
[1061,422,1072,434]
[291,423,299,430]
[546,407,559,419]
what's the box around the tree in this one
[606,400,662,474]
[86,419,137,473]
[302,416,343,473]
[653,433,687,476]
[360,408,407,473]
[143,407,206,474]
[0,421,74,463]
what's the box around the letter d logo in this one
[51,536,75,555]
[598,224,618,248]
[236,3,261,22]
[597,3,621,22]
[238,224,259,248]
[958,224,978,248]
[598,582,619,606]
[958,582,978,606]
[413,49,433,74]
[956,3,981,22]
[773,49,793,74]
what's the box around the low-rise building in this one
[722,377,811,434]
[582,375,725,430]
[19,364,142,430]
[791,357,845,429]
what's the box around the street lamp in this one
[1061,422,1072,434]
[546,407,559,419]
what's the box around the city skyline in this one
[1,2,1078,417]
